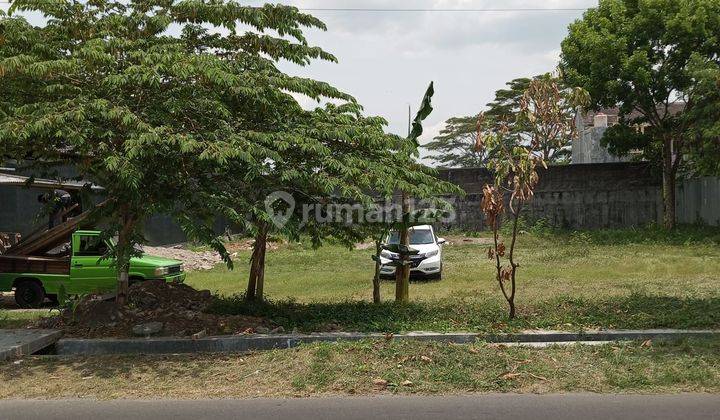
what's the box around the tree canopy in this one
[560,0,720,228]
[0,0,460,303]
[425,74,582,168]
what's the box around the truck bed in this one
[0,255,70,275]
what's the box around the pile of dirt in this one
[38,281,275,338]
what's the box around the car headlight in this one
[425,249,439,258]
[178,264,184,272]
[380,250,396,259]
[154,267,170,276]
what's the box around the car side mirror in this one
[437,238,446,245]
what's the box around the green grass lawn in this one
[188,226,720,333]
[3,338,719,398]
[0,309,50,329]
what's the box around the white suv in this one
[379,224,446,280]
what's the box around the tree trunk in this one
[506,204,522,320]
[246,221,268,302]
[372,241,382,304]
[117,269,129,306]
[395,191,410,303]
[115,212,136,306]
[662,137,676,229]
[256,227,267,300]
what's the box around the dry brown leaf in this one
[526,372,548,381]
[372,378,388,389]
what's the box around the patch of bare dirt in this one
[141,239,283,271]
[37,280,275,338]
[140,245,222,271]
[224,239,281,253]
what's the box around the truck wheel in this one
[15,281,46,308]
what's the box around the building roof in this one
[581,103,686,128]
[0,172,103,191]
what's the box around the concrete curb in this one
[55,329,720,356]
[0,329,62,361]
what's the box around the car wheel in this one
[15,281,46,308]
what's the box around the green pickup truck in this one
[0,230,185,308]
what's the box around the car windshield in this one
[387,229,435,245]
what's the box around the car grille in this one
[408,255,425,268]
[386,254,427,268]
[168,265,182,275]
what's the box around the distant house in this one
[571,103,685,164]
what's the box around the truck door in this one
[70,233,116,293]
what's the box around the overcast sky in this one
[262,0,597,162]
[5,0,598,164]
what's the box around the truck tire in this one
[15,281,46,308]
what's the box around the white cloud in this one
[4,0,597,166]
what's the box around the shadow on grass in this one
[208,293,720,333]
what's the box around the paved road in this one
[2,394,719,420]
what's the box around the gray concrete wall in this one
[2,163,717,244]
[437,162,664,230]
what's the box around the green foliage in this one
[0,1,353,277]
[560,0,720,175]
[408,81,434,150]
[425,74,583,168]
[684,56,720,176]
[423,115,487,168]
[0,1,462,304]
[57,283,68,307]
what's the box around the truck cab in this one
[0,230,185,308]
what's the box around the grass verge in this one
[0,310,51,329]
[1,338,719,399]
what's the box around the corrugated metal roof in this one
[0,173,103,191]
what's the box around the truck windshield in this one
[387,229,435,245]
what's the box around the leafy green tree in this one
[560,0,720,228]
[424,116,486,168]
[684,56,720,176]
[0,0,354,304]
[426,75,581,167]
